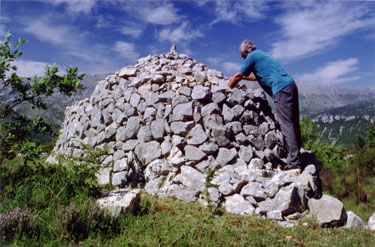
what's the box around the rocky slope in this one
[311,100,375,147]
[297,82,375,115]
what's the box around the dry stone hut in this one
[48,45,321,222]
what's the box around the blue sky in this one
[1,0,374,88]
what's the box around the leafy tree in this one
[366,121,375,148]
[300,117,318,149]
[0,33,84,164]
[354,134,366,150]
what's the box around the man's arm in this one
[228,72,244,89]
[242,74,257,81]
[228,72,257,89]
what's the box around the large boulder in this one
[308,195,347,227]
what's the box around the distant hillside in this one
[12,74,107,128]
[308,100,375,148]
[297,82,375,115]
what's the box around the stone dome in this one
[48,45,321,220]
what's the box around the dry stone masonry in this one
[49,46,326,224]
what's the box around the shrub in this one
[57,199,121,243]
[0,207,37,242]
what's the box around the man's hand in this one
[228,72,244,89]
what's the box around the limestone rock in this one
[192,85,210,100]
[184,145,206,162]
[240,182,267,201]
[258,183,304,216]
[224,194,255,215]
[308,195,347,227]
[173,166,205,192]
[216,148,237,166]
[97,189,141,216]
[344,211,364,229]
[367,212,375,231]
[134,141,161,165]
[119,67,137,79]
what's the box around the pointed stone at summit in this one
[170,44,177,54]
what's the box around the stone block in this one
[134,141,162,166]
[308,195,347,227]
[224,194,254,215]
[97,189,140,216]
[216,148,237,166]
[187,124,208,145]
[344,211,364,229]
[184,145,206,162]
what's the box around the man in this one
[228,40,302,173]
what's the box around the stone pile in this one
[48,46,323,223]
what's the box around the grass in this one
[48,192,375,247]
[8,192,375,247]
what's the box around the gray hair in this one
[239,40,256,57]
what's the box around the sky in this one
[1,0,374,88]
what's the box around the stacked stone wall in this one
[49,47,321,222]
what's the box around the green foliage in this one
[203,168,218,212]
[0,32,84,163]
[300,117,375,218]
[313,145,347,171]
[366,121,375,148]
[0,146,111,212]
[300,117,318,149]
[354,134,366,150]
[55,143,113,191]
[157,175,167,189]
[0,145,115,245]
[300,117,347,170]
[56,199,121,243]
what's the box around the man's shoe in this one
[286,168,301,176]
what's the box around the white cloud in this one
[48,0,96,14]
[12,59,48,77]
[210,1,268,25]
[222,62,242,75]
[21,16,118,74]
[206,57,223,66]
[120,24,143,39]
[158,22,203,44]
[24,18,77,46]
[0,16,10,37]
[207,57,241,75]
[0,25,6,38]
[270,2,375,61]
[133,3,181,25]
[295,58,360,85]
[113,41,139,62]
[96,15,113,29]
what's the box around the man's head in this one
[239,40,256,59]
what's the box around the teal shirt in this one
[239,50,294,97]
